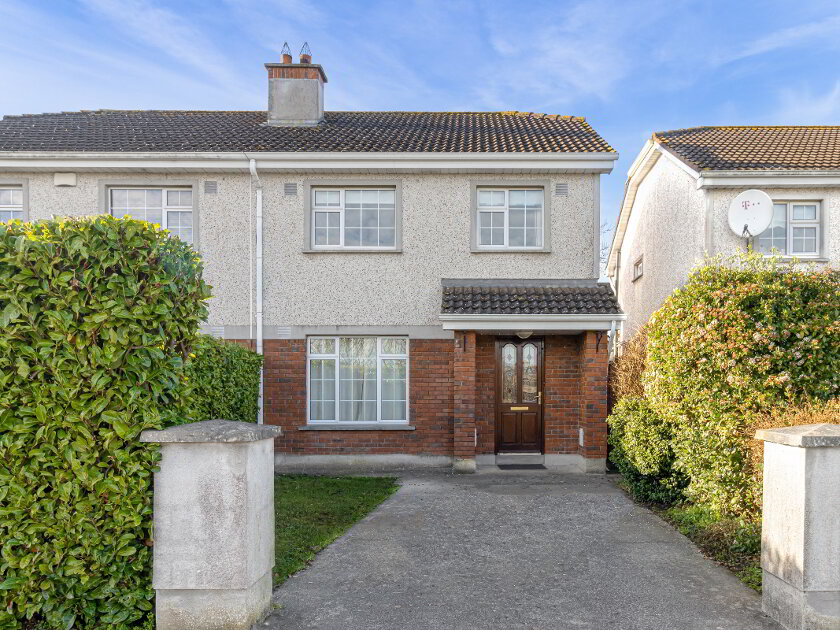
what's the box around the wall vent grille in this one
[284,183,298,196]
[555,182,569,196]
[204,180,218,194]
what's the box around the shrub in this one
[645,252,840,516]
[610,326,647,401]
[184,335,262,424]
[0,216,210,628]
[745,398,840,507]
[607,397,685,504]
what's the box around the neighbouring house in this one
[0,47,623,472]
[607,126,840,340]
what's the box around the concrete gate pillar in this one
[453,331,477,473]
[140,420,283,630]
[755,423,840,630]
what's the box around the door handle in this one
[538,392,542,405]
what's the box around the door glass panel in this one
[502,344,517,403]
[522,343,538,403]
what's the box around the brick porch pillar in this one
[579,330,609,472]
[453,331,477,473]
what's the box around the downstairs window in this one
[308,337,408,423]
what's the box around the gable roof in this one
[654,126,840,172]
[440,279,621,315]
[0,110,614,154]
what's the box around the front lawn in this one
[274,475,399,585]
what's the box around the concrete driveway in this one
[266,471,779,630]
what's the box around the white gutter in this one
[439,313,626,332]
[248,158,264,425]
[0,150,619,173]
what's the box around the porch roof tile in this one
[440,279,621,315]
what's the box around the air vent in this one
[284,183,298,196]
[204,180,218,194]
[555,182,569,196]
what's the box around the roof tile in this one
[440,280,621,315]
[0,110,615,153]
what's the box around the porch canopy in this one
[438,278,624,333]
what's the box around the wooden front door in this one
[495,339,544,453]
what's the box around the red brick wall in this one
[232,332,608,460]
[452,331,477,461]
[579,331,609,459]
[255,338,453,455]
[543,335,583,454]
[475,335,496,454]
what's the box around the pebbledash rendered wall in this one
[614,159,840,337]
[3,171,600,334]
[614,157,706,337]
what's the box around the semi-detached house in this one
[0,49,623,472]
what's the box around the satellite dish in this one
[728,189,773,238]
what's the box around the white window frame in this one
[756,200,822,258]
[0,186,25,222]
[471,182,551,252]
[309,187,399,251]
[107,186,195,245]
[306,336,410,424]
[632,255,644,281]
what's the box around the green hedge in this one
[607,397,685,504]
[184,335,262,424]
[0,216,210,628]
[628,253,839,517]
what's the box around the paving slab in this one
[264,470,779,630]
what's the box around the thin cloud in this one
[718,14,840,64]
[771,81,840,124]
[79,0,246,93]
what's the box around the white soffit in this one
[439,313,626,332]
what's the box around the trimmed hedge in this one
[0,216,209,628]
[184,335,262,424]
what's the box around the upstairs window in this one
[476,188,544,249]
[311,188,397,250]
[109,188,194,244]
[633,256,644,281]
[756,201,820,257]
[0,188,23,222]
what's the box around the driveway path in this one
[266,471,778,630]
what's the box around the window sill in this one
[303,248,402,254]
[299,423,416,431]
[761,255,829,263]
[470,248,552,254]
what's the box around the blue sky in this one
[2,0,840,231]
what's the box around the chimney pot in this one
[299,42,312,64]
[281,42,292,64]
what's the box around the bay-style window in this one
[308,337,408,423]
[756,201,821,257]
[311,188,397,249]
[109,188,194,244]
[476,188,545,249]
[0,187,23,222]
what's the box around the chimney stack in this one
[265,42,327,127]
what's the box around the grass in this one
[273,474,399,586]
[659,504,762,592]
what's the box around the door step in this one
[495,452,544,466]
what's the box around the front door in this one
[495,339,544,452]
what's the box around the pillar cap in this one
[755,423,840,448]
[140,419,283,444]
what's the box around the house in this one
[0,47,623,473]
[607,126,840,339]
